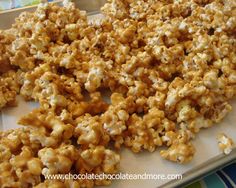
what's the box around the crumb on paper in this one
[217,133,234,155]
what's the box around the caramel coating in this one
[217,133,234,155]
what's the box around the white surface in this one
[1,96,39,130]
[1,96,236,187]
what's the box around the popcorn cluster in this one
[217,133,234,155]
[0,0,235,187]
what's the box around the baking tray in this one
[0,1,236,188]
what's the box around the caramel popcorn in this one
[217,133,235,155]
[0,128,42,188]
[160,141,196,164]
[74,114,110,147]
[0,128,120,188]
[38,144,78,175]
[18,109,74,147]
[0,71,20,108]
[79,146,120,173]
[0,0,236,187]
[160,130,195,163]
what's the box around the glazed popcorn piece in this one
[0,71,20,108]
[32,72,83,110]
[0,128,42,188]
[0,30,15,73]
[38,143,79,175]
[20,63,52,100]
[160,142,195,164]
[124,108,176,153]
[9,146,42,186]
[77,145,120,186]
[34,180,81,188]
[18,109,74,147]
[217,133,234,155]
[79,146,120,174]
[0,31,21,109]
[0,128,119,188]
[37,145,120,187]
[102,93,129,136]
[74,114,110,147]
[160,130,196,164]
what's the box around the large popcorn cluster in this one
[0,0,235,187]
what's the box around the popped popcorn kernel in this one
[217,133,234,155]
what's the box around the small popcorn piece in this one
[217,133,234,155]
[160,142,196,164]
[80,146,120,173]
